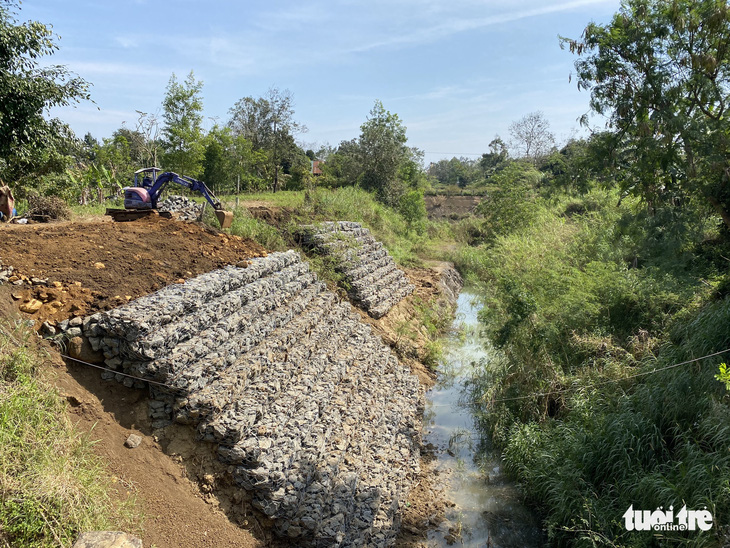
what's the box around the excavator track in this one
[106,208,173,222]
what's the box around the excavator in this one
[107,168,234,229]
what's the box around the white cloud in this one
[62,61,169,78]
[347,0,616,53]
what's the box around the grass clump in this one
[225,207,287,250]
[0,323,140,547]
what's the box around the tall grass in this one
[0,322,140,547]
[456,187,730,546]
[291,187,429,266]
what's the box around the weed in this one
[0,322,141,547]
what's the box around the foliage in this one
[0,322,140,547]
[357,100,411,207]
[201,126,269,194]
[227,87,306,192]
[489,296,730,547]
[455,165,728,544]
[226,207,287,250]
[563,0,730,231]
[428,156,481,188]
[398,189,427,234]
[161,71,205,176]
[0,1,90,187]
[715,362,730,391]
[474,161,543,241]
[318,138,361,188]
[479,136,510,178]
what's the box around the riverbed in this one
[424,292,543,547]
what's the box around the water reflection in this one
[423,292,543,547]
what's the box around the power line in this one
[425,151,484,157]
[489,348,730,404]
[61,353,184,392]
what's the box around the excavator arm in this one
[122,170,234,229]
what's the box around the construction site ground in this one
[0,214,449,547]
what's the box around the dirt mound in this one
[424,195,483,220]
[0,217,266,326]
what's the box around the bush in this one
[26,193,71,220]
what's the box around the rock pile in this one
[297,222,415,318]
[158,195,203,221]
[83,251,423,547]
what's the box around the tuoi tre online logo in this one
[623,505,713,532]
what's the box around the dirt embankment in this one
[1,216,266,327]
[424,195,483,220]
[1,217,268,548]
[0,215,461,547]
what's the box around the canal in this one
[423,292,543,547]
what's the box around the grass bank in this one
[450,186,730,546]
[0,320,140,547]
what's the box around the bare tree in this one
[509,111,555,164]
[135,110,161,167]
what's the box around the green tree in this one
[563,0,730,230]
[358,100,410,206]
[320,139,361,188]
[227,87,305,191]
[479,136,509,178]
[201,125,233,192]
[94,133,135,184]
[161,71,205,176]
[428,157,480,188]
[0,1,90,187]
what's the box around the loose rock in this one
[124,434,142,449]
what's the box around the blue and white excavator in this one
[107,167,234,229]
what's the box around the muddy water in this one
[423,292,543,547]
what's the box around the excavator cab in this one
[134,167,162,190]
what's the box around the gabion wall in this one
[297,222,415,318]
[83,251,423,547]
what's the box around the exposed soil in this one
[1,216,266,327]
[49,345,263,548]
[0,215,454,547]
[424,195,484,220]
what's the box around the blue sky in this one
[21,0,621,165]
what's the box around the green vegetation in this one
[0,1,90,190]
[0,322,140,547]
[438,2,730,544]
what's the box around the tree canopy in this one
[0,0,90,185]
[227,87,305,191]
[161,71,204,177]
[358,100,411,206]
[563,0,730,229]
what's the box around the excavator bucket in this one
[215,209,234,229]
